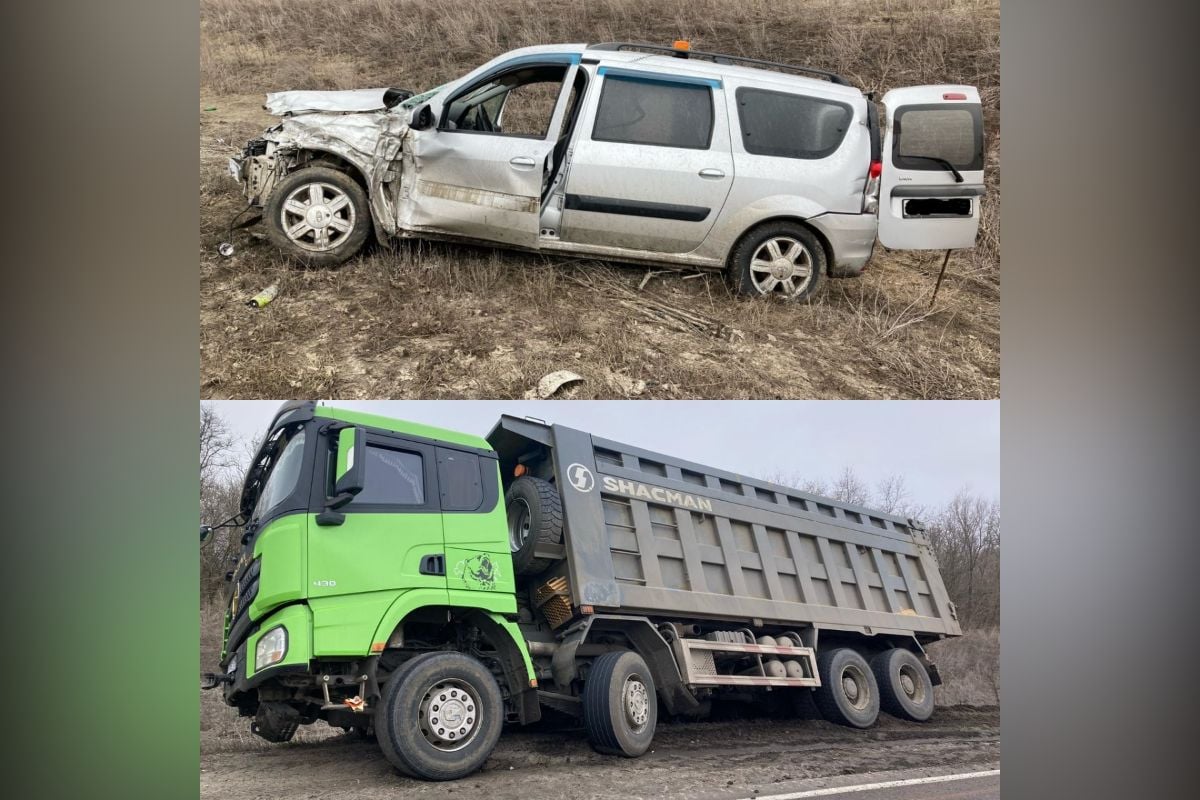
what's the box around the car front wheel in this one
[264,166,371,267]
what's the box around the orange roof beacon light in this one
[673,39,691,57]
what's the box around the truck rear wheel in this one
[813,647,880,729]
[374,652,503,781]
[583,651,657,757]
[871,648,935,722]
[505,476,563,576]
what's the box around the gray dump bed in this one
[488,416,961,643]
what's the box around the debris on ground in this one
[246,284,279,308]
[526,370,584,399]
[573,273,734,340]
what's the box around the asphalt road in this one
[201,705,1000,800]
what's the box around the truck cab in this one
[231,41,986,301]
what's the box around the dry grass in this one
[200,0,999,399]
[928,626,1000,707]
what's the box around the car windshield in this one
[399,84,446,109]
[251,428,306,522]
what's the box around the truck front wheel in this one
[871,648,935,722]
[374,652,504,781]
[813,647,880,729]
[583,651,657,757]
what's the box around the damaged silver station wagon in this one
[229,41,986,300]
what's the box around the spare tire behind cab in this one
[505,476,563,576]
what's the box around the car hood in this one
[263,88,409,116]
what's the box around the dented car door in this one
[398,55,581,248]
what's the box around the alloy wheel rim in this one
[280,182,355,252]
[749,236,813,297]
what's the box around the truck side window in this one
[735,87,852,160]
[356,445,425,505]
[592,75,713,150]
[437,449,484,512]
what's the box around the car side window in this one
[592,75,714,150]
[355,445,425,505]
[735,87,852,160]
[442,64,569,138]
[436,449,484,512]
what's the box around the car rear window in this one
[592,75,713,150]
[892,104,984,171]
[735,87,853,159]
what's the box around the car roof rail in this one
[588,42,853,86]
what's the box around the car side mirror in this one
[329,426,366,510]
[409,103,434,131]
[200,525,212,542]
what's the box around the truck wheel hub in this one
[421,680,478,750]
[623,675,649,731]
[900,673,916,696]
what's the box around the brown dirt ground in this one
[200,704,999,799]
[200,90,998,400]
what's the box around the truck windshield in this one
[251,429,306,523]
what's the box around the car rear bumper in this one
[808,212,879,277]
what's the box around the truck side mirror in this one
[409,103,434,131]
[329,426,366,510]
[200,525,212,542]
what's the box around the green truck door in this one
[307,432,448,654]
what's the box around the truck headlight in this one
[255,626,288,671]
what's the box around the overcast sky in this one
[207,401,998,511]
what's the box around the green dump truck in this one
[202,402,961,781]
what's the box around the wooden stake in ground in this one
[930,249,952,307]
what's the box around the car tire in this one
[583,651,657,757]
[813,647,880,729]
[505,477,563,576]
[374,652,504,781]
[871,648,935,722]
[729,221,826,300]
[264,166,371,267]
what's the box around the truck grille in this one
[534,576,574,628]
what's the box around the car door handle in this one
[419,554,445,576]
[698,168,726,179]
[509,156,537,170]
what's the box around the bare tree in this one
[200,404,249,599]
[926,490,1000,628]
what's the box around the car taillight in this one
[943,92,967,100]
[864,160,882,213]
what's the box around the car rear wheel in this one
[264,166,371,267]
[729,222,826,300]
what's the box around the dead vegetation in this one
[200,0,999,399]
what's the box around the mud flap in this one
[252,702,300,743]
